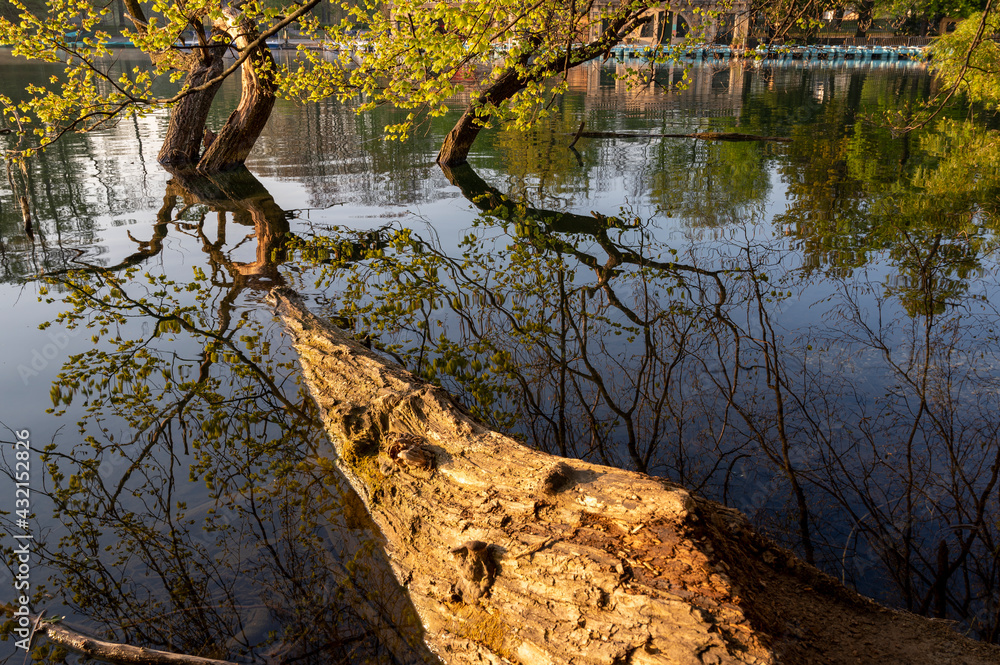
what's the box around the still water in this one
[2,51,999,661]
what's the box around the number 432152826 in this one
[14,429,30,520]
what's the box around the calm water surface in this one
[2,52,999,660]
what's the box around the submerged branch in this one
[0,607,238,665]
[39,622,238,665]
[573,130,793,142]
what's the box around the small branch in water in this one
[573,130,792,142]
[38,621,239,665]
[2,605,238,665]
[568,120,586,149]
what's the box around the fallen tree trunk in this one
[270,287,1000,665]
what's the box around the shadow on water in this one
[289,161,1000,644]
[0,169,438,665]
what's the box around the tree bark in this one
[436,111,486,168]
[437,69,526,167]
[270,287,767,664]
[157,49,226,169]
[196,9,278,173]
[121,0,226,171]
[153,8,277,173]
[270,286,1000,665]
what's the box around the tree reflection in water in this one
[289,163,1000,643]
[2,169,436,665]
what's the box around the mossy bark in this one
[270,288,770,664]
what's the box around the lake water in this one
[2,51,999,659]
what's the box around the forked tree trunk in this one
[197,9,278,173]
[153,11,276,173]
[157,49,225,169]
[269,287,1000,665]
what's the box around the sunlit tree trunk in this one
[197,9,278,173]
[158,48,226,170]
[272,287,1000,664]
[437,69,525,167]
[148,9,276,173]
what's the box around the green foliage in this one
[287,224,525,430]
[38,265,302,499]
[284,195,730,470]
[1,0,160,153]
[888,0,986,26]
[16,260,412,658]
[772,102,1000,313]
[931,9,1000,107]
[281,0,716,143]
[0,0,314,158]
[0,0,43,22]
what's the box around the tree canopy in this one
[930,4,1000,108]
[0,0,319,171]
[283,0,726,164]
[2,0,725,169]
[3,0,1000,173]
